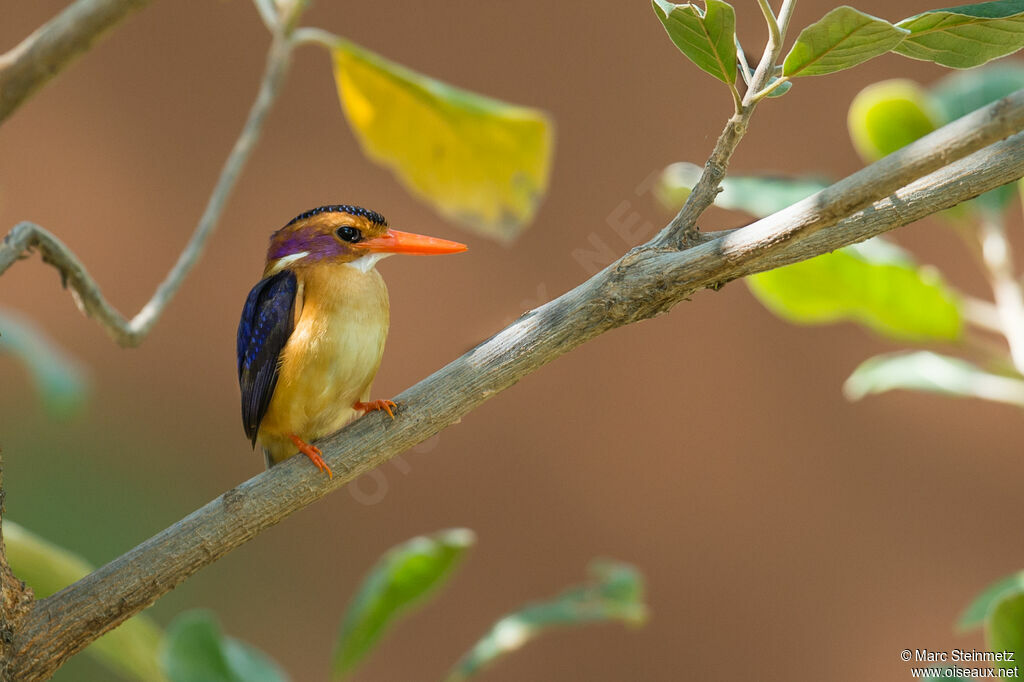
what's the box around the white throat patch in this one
[266,251,309,275]
[345,252,391,273]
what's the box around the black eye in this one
[336,225,362,243]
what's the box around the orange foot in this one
[288,434,332,479]
[354,399,397,419]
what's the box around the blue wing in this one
[237,270,298,446]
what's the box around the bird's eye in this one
[336,225,363,243]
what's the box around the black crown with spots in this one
[286,205,388,228]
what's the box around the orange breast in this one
[257,263,389,463]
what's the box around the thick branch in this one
[659,88,1024,251]
[0,0,151,125]
[0,456,34,681]
[664,132,1024,281]
[12,112,1024,679]
[0,34,292,347]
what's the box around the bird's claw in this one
[355,399,397,419]
[288,434,333,479]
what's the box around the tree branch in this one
[0,455,35,681]
[0,0,152,125]
[974,212,1024,374]
[10,90,1024,679]
[675,90,1024,270]
[0,24,294,348]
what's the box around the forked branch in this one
[0,7,299,347]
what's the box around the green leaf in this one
[783,6,909,77]
[333,528,475,680]
[329,39,552,243]
[896,0,1024,68]
[847,79,940,162]
[445,560,647,682]
[651,0,741,84]
[0,307,88,418]
[987,591,1024,675]
[931,62,1024,120]
[715,175,827,215]
[843,351,1024,407]
[6,521,167,681]
[959,572,1024,631]
[652,0,738,84]
[747,239,963,341]
[930,63,1024,212]
[657,162,828,217]
[160,611,287,682]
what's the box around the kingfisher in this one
[236,205,467,478]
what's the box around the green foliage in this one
[330,39,553,243]
[987,592,1024,676]
[149,532,645,682]
[931,61,1024,119]
[895,0,1024,68]
[657,162,828,217]
[160,612,287,682]
[652,0,738,84]
[960,572,1024,631]
[6,521,166,682]
[444,560,647,681]
[652,0,1024,103]
[0,307,88,418]
[843,352,1024,407]
[692,61,1024,412]
[747,239,963,342]
[783,7,909,77]
[332,528,475,679]
[847,80,940,161]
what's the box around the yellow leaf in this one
[331,40,554,242]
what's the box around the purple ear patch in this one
[268,230,347,262]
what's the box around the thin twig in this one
[748,0,798,101]
[776,0,798,42]
[292,26,340,49]
[750,75,790,101]
[0,18,297,347]
[747,0,793,100]
[735,37,753,87]
[977,211,1024,374]
[962,296,1005,336]
[0,0,152,125]
[754,0,781,58]
[657,0,797,248]
[11,97,1024,681]
[251,0,278,32]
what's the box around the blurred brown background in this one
[2,1,1022,680]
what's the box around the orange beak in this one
[362,229,467,255]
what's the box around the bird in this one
[236,205,467,478]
